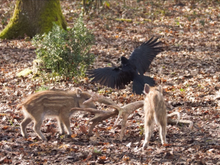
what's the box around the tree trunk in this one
[0,0,67,39]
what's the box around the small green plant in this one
[35,86,49,92]
[59,135,65,139]
[176,20,180,26]
[139,124,144,135]
[93,148,102,154]
[200,19,205,26]
[32,14,94,82]
[8,119,14,126]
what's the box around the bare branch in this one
[70,107,118,135]
[108,101,144,125]
[89,109,118,135]
[83,93,117,106]
[81,92,193,142]
[167,112,180,125]
[107,101,144,141]
[168,118,193,129]
[167,111,193,128]
[83,93,144,141]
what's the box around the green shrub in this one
[32,14,94,81]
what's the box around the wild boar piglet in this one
[18,88,96,141]
[143,84,167,149]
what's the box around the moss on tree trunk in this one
[0,0,67,39]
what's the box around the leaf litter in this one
[0,0,220,164]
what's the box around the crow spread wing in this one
[88,37,163,94]
[88,66,134,89]
[129,37,163,75]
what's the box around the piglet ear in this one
[143,84,150,94]
[158,85,163,94]
[75,88,82,97]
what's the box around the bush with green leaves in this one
[32,14,94,81]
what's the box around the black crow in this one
[88,37,163,94]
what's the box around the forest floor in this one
[0,0,220,164]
